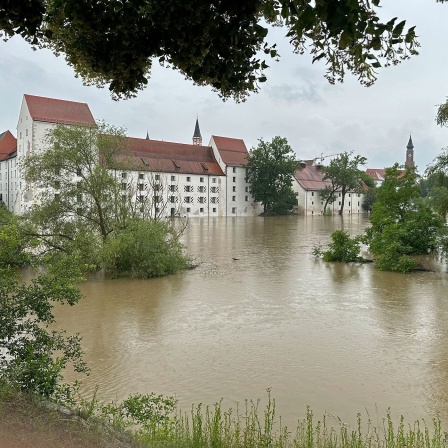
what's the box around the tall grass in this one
[90,389,447,448]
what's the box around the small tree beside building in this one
[321,152,367,215]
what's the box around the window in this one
[155,174,160,180]
[198,185,205,193]
[139,173,144,179]
[213,207,217,212]
[154,184,160,191]
[200,207,204,213]
[233,167,236,173]
[232,196,236,201]
[171,175,176,181]
[200,177,204,182]
[210,186,219,193]
[169,185,177,192]
[311,201,314,205]
[184,185,193,192]
[54,193,60,201]
[170,196,176,203]
[233,177,236,182]
[311,192,314,196]
[232,186,236,192]
[139,195,145,202]
[186,176,191,182]
[154,195,160,203]
[198,197,206,203]
[122,172,127,178]
[358,201,360,206]
[77,194,82,203]
[232,207,236,214]
[348,202,351,206]
[212,177,217,183]
[184,196,192,203]
[138,184,144,191]
[210,197,219,204]
[76,167,82,176]
[26,129,28,136]
[187,208,191,213]
[245,196,248,201]
[121,183,127,190]
[245,186,248,192]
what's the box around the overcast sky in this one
[1,1,447,171]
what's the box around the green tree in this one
[319,185,337,215]
[365,164,443,273]
[246,136,300,215]
[362,186,377,212]
[0,1,420,100]
[22,123,190,277]
[23,122,128,249]
[0,256,88,397]
[321,152,367,215]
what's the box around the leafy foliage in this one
[246,136,300,215]
[365,164,443,273]
[101,219,190,278]
[1,1,421,100]
[322,230,363,263]
[362,185,376,212]
[321,152,367,215]
[0,257,88,397]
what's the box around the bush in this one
[322,230,363,263]
[102,219,191,278]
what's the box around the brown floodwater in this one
[54,215,448,429]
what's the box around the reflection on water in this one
[54,216,448,428]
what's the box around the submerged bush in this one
[321,230,363,263]
[102,219,191,278]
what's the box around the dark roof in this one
[24,94,96,126]
[407,135,414,149]
[113,137,225,176]
[294,160,331,191]
[212,135,249,166]
[0,130,17,161]
[193,118,202,138]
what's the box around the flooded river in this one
[55,215,448,429]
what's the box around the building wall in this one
[292,179,365,215]
[0,155,18,211]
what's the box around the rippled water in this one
[55,216,448,428]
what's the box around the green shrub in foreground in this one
[101,219,191,278]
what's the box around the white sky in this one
[1,0,447,171]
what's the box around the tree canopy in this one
[22,123,191,277]
[321,152,367,215]
[365,164,443,272]
[0,0,423,100]
[246,136,300,215]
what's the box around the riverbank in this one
[0,387,138,448]
[1,385,447,448]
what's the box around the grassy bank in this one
[0,385,446,448]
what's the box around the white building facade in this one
[5,94,263,218]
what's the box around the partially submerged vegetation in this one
[314,165,448,273]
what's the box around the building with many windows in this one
[3,94,263,217]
